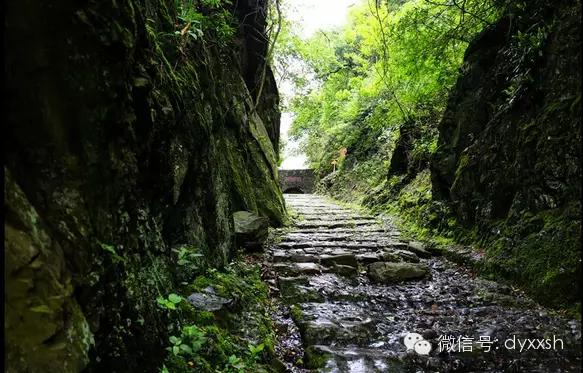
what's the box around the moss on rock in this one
[5,0,285,370]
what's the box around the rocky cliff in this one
[431,0,581,305]
[5,0,285,371]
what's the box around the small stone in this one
[187,292,231,311]
[329,264,358,278]
[407,241,431,258]
[422,329,438,340]
[296,262,323,274]
[367,262,429,283]
[289,254,320,263]
[273,262,322,276]
[356,253,382,264]
[394,249,420,263]
[320,253,358,267]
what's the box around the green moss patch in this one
[159,258,277,373]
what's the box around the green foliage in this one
[160,260,275,372]
[176,246,204,267]
[99,242,126,264]
[167,325,207,357]
[277,0,503,176]
[502,21,550,107]
[485,203,581,308]
[174,0,235,43]
[277,0,580,313]
[157,293,184,310]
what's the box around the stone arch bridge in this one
[278,169,315,194]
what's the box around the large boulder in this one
[5,170,93,372]
[233,211,269,250]
[367,262,429,283]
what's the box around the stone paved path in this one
[265,194,581,373]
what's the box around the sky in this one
[278,0,357,170]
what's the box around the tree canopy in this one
[276,0,505,174]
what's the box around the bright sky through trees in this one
[279,0,356,169]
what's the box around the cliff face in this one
[431,0,581,304]
[5,0,285,371]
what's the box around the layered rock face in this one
[432,0,581,223]
[431,0,581,304]
[5,0,284,371]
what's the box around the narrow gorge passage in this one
[265,194,581,373]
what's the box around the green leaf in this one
[172,345,180,355]
[180,344,193,354]
[168,293,182,303]
[30,305,52,314]
[191,339,204,352]
[248,343,264,354]
[100,242,117,255]
[233,362,246,369]
[169,336,181,345]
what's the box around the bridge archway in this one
[283,187,305,194]
[279,169,315,194]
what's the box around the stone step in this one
[278,274,364,304]
[294,305,374,347]
[277,241,407,250]
[271,247,420,263]
[271,250,320,263]
[300,215,376,221]
[304,345,406,372]
[287,203,339,207]
[282,234,361,242]
[272,262,324,276]
[295,221,379,229]
[290,208,341,211]
[289,227,393,234]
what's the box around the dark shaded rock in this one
[234,211,269,250]
[269,357,288,373]
[406,241,431,258]
[278,276,324,303]
[187,292,232,312]
[367,262,429,283]
[272,262,323,276]
[4,0,285,369]
[356,252,384,264]
[320,253,358,268]
[329,264,358,278]
[272,250,317,263]
[4,170,93,372]
[299,317,373,346]
[278,276,310,289]
[304,345,406,371]
[395,249,421,263]
[382,249,420,263]
[429,0,581,306]
[422,329,438,340]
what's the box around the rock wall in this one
[5,0,285,371]
[431,0,581,304]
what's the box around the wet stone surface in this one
[264,194,581,373]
